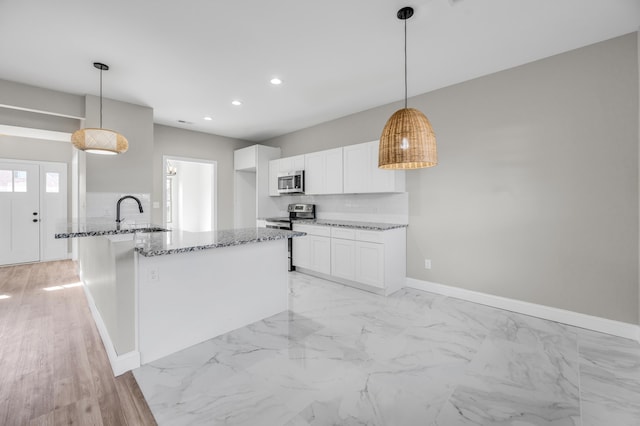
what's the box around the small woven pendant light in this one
[71,62,128,155]
[379,7,437,169]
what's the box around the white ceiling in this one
[1,0,638,142]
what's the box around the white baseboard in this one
[406,278,640,343]
[81,283,141,376]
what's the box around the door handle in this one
[32,219,39,223]
[33,212,38,215]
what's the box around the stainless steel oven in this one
[265,203,315,271]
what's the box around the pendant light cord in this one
[404,16,408,109]
[99,67,103,128]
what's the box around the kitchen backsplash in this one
[274,193,408,224]
[86,192,151,224]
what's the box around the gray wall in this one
[0,78,84,119]
[0,107,80,133]
[0,135,73,164]
[152,125,252,229]
[84,95,154,195]
[264,33,640,324]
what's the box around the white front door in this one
[0,162,40,265]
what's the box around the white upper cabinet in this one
[269,154,305,196]
[343,141,405,194]
[234,145,257,171]
[280,155,305,172]
[342,143,369,193]
[269,141,404,196]
[268,159,280,196]
[304,147,343,195]
[234,144,281,227]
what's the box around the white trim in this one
[406,278,640,342]
[0,103,84,120]
[0,157,68,167]
[80,276,141,376]
[0,124,72,142]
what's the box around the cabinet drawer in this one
[331,227,355,240]
[355,230,384,243]
[293,224,331,237]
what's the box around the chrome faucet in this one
[116,195,143,224]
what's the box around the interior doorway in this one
[0,159,68,266]
[163,156,217,232]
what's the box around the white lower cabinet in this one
[292,234,310,268]
[295,223,406,295]
[331,238,356,281]
[309,236,330,274]
[292,224,330,275]
[355,241,384,288]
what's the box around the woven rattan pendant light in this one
[71,62,128,155]
[379,7,437,169]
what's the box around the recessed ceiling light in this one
[270,77,282,85]
[203,116,213,121]
[231,100,242,106]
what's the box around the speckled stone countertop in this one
[292,219,407,231]
[55,220,169,238]
[135,227,305,257]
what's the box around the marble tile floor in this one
[134,272,640,426]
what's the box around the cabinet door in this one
[279,157,293,172]
[292,155,305,171]
[234,146,256,171]
[355,241,385,288]
[310,236,331,275]
[369,141,397,193]
[304,152,324,195]
[268,159,281,196]
[343,142,370,193]
[331,238,355,280]
[324,148,343,194]
[292,235,311,269]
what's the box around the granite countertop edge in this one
[291,219,408,231]
[136,230,306,257]
[55,224,169,239]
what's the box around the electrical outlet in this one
[149,268,159,282]
[424,259,432,269]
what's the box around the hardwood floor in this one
[0,260,156,426]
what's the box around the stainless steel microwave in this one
[278,170,304,194]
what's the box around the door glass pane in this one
[13,171,27,192]
[46,172,60,193]
[166,178,172,223]
[0,170,11,192]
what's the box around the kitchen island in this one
[57,225,304,375]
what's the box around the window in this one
[0,170,28,192]
[13,171,27,192]
[0,170,11,192]
[45,172,60,193]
